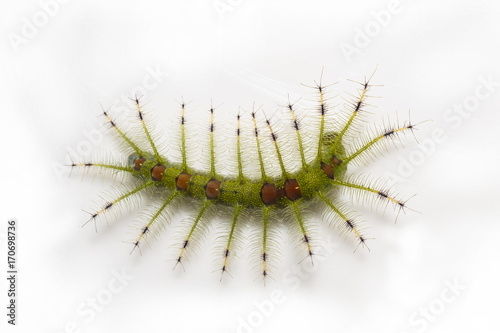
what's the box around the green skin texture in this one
[129,132,347,208]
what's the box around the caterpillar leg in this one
[317,191,369,251]
[328,73,374,156]
[174,200,211,270]
[264,115,288,178]
[134,96,162,162]
[130,191,180,254]
[332,178,410,220]
[289,201,314,264]
[180,99,188,170]
[69,162,134,174]
[69,107,147,178]
[83,181,155,231]
[260,206,270,284]
[343,123,416,165]
[220,204,242,280]
[251,109,269,181]
[102,109,144,156]
[286,97,308,170]
[310,74,330,163]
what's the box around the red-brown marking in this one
[205,179,221,199]
[331,155,343,166]
[176,172,191,191]
[321,162,334,179]
[260,183,277,205]
[134,157,146,171]
[284,179,302,201]
[151,164,166,181]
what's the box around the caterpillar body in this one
[71,72,418,282]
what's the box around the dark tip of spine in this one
[355,101,362,112]
[384,130,395,137]
[378,191,388,198]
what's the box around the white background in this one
[1,0,500,332]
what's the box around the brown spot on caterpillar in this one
[205,179,221,199]
[260,183,277,205]
[284,179,302,201]
[321,162,334,179]
[134,157,146,171]
[151,164,166,181]
[331,155,343,166]
[176,172,191,191]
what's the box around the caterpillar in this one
[70,71,419,282]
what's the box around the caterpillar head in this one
[321,131,347,180]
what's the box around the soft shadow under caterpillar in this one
[70,72,420,282]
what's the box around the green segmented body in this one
[128,133,347,209]
[72,75,418,281]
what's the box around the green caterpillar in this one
[72,72,417,281]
